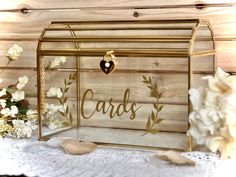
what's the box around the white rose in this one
[46,87,63,98]
[202,67,231,93]
[0,88,7,97]
[7,44,23,61]
[189,88,203,111]
[219,93,236,110]
[16,76,28,90]
[49,56,66,68]
[189,67,236,159]
[11,90,25,102]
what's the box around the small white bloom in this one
[10,105,18,117]
[0,105,18,117]
[48,119,63,130]
[45,103,60,115]
[46,87,63,98]
[0,99,6,108]
[49,56,66,68]
[57,104,67,113]
[1,108,10,117]
[16,76,28,90]
[12,120,37,138]
[26,120,37,131]
[7,44,23,61]
[11,90,25,102]
[0,88,7,97]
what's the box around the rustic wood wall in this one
[0,0,236,107]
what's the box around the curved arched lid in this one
[37,19,215,58]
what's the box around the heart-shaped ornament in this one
[60,139,97,155]
[100,60,115,74]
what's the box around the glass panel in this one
[40,56,78,139]
[78,56,189,149]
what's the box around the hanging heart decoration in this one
[100,50,117,75]
[100,60,115,74]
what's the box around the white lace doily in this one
[0,138,235,177]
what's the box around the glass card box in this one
[37,19,215,150]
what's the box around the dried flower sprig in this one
[0,45,37,139]
[0,76,37,139]
[142,75,163,135]
[0,44,23,76]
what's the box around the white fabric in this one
[0,138,235,177]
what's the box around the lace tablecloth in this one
[0,138,235,177]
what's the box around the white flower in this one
[49,56,66,68]
[188,67,236,159]
[0,105,18,117]
[1,108,11,117]
[189,88,203,111]
[45,103,61,115]
[48,119,63,130]
[12,120,37,138]
[16,76,28,90]
[57,104,67,113]
[202,67,231,93]
[11,90,25,102]
[0,99,6,108]
[0,88,7,97]
[46,87,63,98]
[7,44,23,61]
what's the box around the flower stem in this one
[0,61,11,76]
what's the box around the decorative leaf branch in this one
[142,75,163,135]
[58,73,77,126]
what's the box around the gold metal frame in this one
[37,19,216,151]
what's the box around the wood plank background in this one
[1,0,236,90]
[0,0,236,133]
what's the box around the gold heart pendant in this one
[100,60,115,74]
[100,50,117,75]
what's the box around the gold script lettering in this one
[81,89,141,120]
[81,89,96,119]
